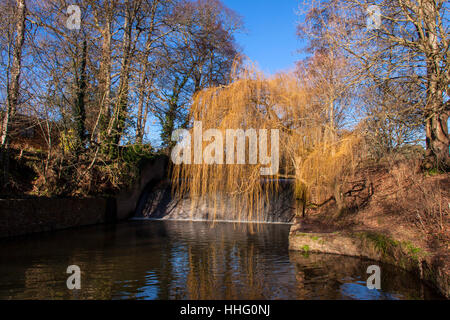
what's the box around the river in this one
[0,220,443,300]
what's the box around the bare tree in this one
[0,0,242,195]
[299,0,449,170]
[135,0,176,144]
[89,0,117,145]
[296,50,352,136]
[155,0,242,147]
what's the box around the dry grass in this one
[373,159,450,246]
[303,154,450,251]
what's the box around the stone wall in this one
[0,197,115,238]
[0,155,169,238]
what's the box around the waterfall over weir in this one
[134,180,296,224]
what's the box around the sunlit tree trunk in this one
[1,0,26,184]
[424,98,450,171]
[106,0,133,157]
[98,2,113,145]
[422,0,450,170]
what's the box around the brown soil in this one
[292,159,449,296]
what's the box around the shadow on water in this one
[0,221,444,300]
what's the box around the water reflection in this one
[0,221,442,300]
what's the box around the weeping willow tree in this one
[171,65,361,221]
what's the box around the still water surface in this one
[0,220,443,300]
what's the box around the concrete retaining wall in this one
[0,197,115,238]
[0,155,169,238]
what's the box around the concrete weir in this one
[134,179,296,224]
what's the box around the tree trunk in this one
[73,38,88,155]
[136,0,159,144]
[136,73,147,145]
[98,9,112,144]
[106,0,133,157]
[161,102,177,148]
[422,1,450,171]
[424,111,450,171]
[1,0,26,147]
[0,0,26,185]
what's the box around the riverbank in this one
[288,160,449,298]
[289,226,449,298]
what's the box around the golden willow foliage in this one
[171,65,361,221]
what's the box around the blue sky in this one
[222,0,307,75]
[147,0,309,145]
